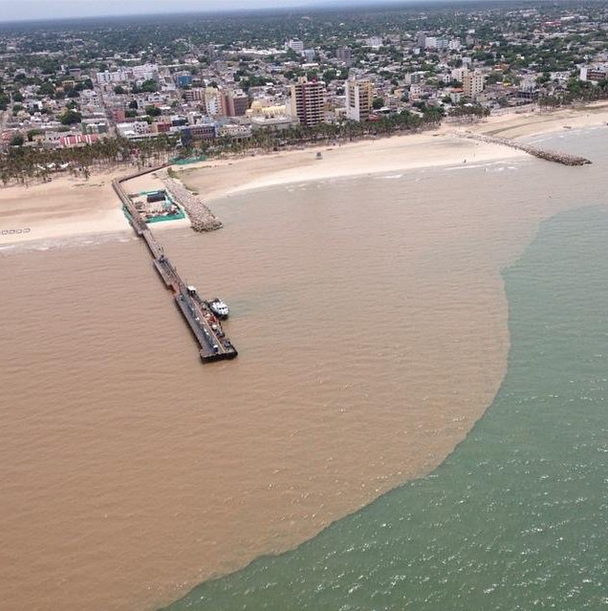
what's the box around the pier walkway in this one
[112,167,237,363]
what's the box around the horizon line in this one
[0,0,521,26]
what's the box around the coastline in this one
[2,104,608,611]
[1,103,607,247]
[177,102,608,202]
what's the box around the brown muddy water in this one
[0,128,606,610]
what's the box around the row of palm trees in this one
[203,109,445,157]
[0,109,448,186]
[0,93,563,186]
[0,134,178,187]
[537,79,608,110]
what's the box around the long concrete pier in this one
[460,132,592,166]
[112,167,238,363]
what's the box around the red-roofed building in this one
[59,134,100,148]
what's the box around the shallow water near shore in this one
[0,127,607,611]
[164,204,608,610]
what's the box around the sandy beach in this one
[1,103,608,246]
[177,103,608,201]
[0,170,128,245]
[0,168,190,246]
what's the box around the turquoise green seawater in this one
[163,205,608,610]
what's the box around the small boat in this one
[208,298,230,319]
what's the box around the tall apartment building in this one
[302,49,316,63]
[345,77,374,122]
[183,88,205,102]
[336,46,352,66]
[365,36,383,49]
[287,39,304,54]
[223,90,250,116]
[289,77,324,127]
[451,67,468,82]
[463,71,485,100]
[204,87,225,116]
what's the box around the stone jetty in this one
[162,175,223,232]
[460,132,592,166]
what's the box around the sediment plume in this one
[459,131,592,166]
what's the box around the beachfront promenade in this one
[112,167,237,363]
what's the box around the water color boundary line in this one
[160,206,608,611]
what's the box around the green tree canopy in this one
[60,109,82,125]
[140,79,158,93]
[38,81,55,96]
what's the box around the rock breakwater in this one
[163,176,223,232]
[460,132,592,166]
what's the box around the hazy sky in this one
[0,0,348,22]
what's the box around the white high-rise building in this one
[131,63,159,81]
[287,39,304,53]
[302,49,316,63]
[365,36,383,49]
[451,67,469,82]
[96,70,126,84]
[449,38,462,51]
[336,46,352,66]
